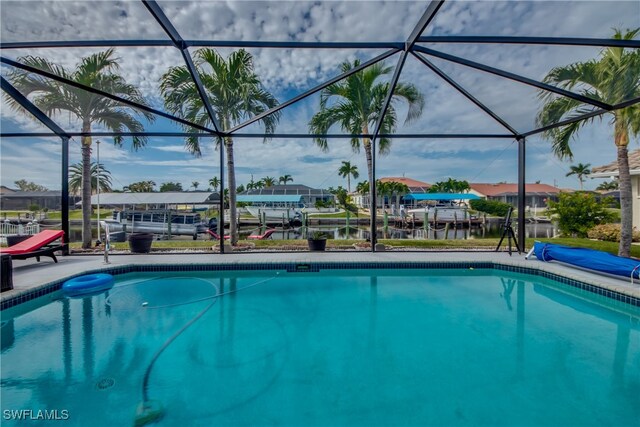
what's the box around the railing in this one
[0,221,41,245]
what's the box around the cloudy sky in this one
[1,0,638,192]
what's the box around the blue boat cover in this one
[533,242,640,280]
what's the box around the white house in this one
[590,149,639,228]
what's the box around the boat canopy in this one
[237,195,303,203]
[86,192,220,206]
[404,193,481,201]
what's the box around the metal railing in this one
[0,221,41,245]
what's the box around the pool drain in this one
[96,378,115,390]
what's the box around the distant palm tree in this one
[69,162,112,195]
[279,174,293,185]
[429,178,470,193]
[160,48,280,245]
[387,181,409,213]
[565,163,592,190]
[309,59,424,192]
[7,49,154,248]
[356,180,369,207]
[338,161,359,192]
[596,180,619,191]
[124,180,156,192]
[209,177,220,193]
[536,28,640,257]
[191,181,200,191]
[262,176,277,187]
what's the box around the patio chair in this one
[0,230,67,263]
[247,229,277,240]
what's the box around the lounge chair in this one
[247,229,277,240]
[0,230,67,263]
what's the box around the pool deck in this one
[2,251,639,308]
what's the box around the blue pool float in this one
[63,273,114,297]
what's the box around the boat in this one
[404,192,479,222]
[245,206,302,222]
[406,204,469,221]
[100,209,209,239]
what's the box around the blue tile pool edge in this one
[1,261,639,311]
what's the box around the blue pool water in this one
[1,269,639,426]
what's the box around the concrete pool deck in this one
[2,251,639,309]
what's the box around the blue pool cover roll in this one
[533,242,640,280]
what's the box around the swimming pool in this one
[1,268,639,426]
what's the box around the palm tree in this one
[262,176,277,187]
[209,177,220,193]
[338,161,359,192]
[309,59,424,194]
[429,178,470,193]
[356,180,369,208]
[160,48,279,245]
[191,181,200,191]
[565,163,592,190]
[387,181,410,213]
[278,174,293,185]
[69,162,112,195]
[596,180,619,191]
[536,28,640,257]
[124,180,156,192]
[7,49,154,248]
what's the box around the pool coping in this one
[2,253,639,311]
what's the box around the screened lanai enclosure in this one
[1,0,638,253]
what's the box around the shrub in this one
[547,192,617,237]
[469,199,511,217]
[587,223,640,242]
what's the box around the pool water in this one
[1,269,639,426]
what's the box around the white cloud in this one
[1,0,638,192]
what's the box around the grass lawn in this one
[64,236,637,257]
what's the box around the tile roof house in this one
[590,149,639,228]
[469,183,564,208]
[378,177,432,193]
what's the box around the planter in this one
[307,238,327,252]
[128,233,154,253]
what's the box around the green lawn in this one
[65,236,636,257]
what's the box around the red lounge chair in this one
[0,230,67,263]
[247,229,277,240]
[206,229,230,240]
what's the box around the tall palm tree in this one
[536,28,640,257]
[7,49,154,248]
[565,163,592,190]
[338,161,359,192]
[278,174,293,185]
[69,162,112,195]
[191,181,200,191]
[209,177,220,193]
[309,59,424,193]
[262,176,277,187]
[160,48,279,245]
